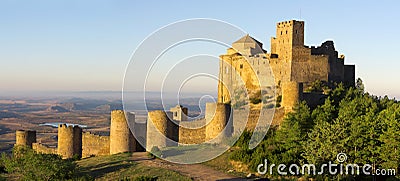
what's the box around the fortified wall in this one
[15,103,235,158]
[82,132,109,158]
[16,110,139,159]
[145,102,233,149]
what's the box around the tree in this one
[355,78,364,92]
[275,102,312,164]
[378,103,400,172]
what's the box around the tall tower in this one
[15,130,36,148]
[110,110,135,154]
[146,111,178,150]
[270,20,304,60]
[57,124,82,159]
[205,103,233,143]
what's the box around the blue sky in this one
[0,1,399,98]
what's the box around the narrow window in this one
[240,64,243,69]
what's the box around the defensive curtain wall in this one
[15,103,240,158]
[15,110,138,159]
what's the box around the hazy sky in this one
[1,1,399,98]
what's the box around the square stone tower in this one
[270,20,304,61]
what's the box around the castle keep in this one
[219,20,355,111]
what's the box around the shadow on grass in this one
[77,160,136,179]
[161,147,198,157]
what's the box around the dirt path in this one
[132,152,246,181]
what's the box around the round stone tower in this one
[146,110,177,150]
[281,81,303,113]
[15,130,36,148]
[57,124,82,159]
[110,110,135,154]
[205,103,232,143]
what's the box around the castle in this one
[219,20,355,112]
[14,20,355,158]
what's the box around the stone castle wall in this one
[32,143,57,154]
[281,81,303,113]
[82,132,110,158]
[178,119,206,144]
[290,51,329,83]
[232,107,284,134]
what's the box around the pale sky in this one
[0,1,399,98]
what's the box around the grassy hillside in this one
[76,153,191,181]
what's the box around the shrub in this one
[229,149,252,163]
[1,146,76,180]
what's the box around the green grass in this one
[76,153,191,181]
[202,147,247,178]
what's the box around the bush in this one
[229,149,252,163]
[1,146,76,180]
[233,130,252,149]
